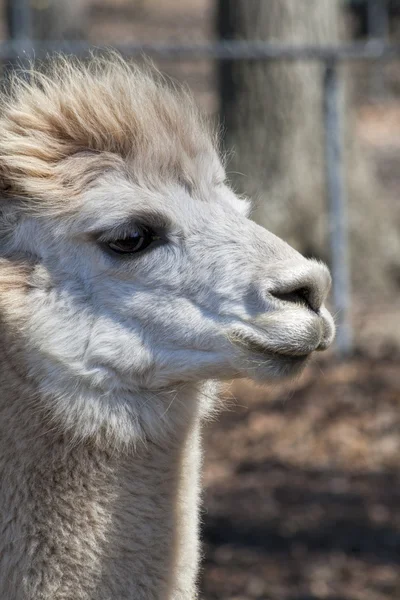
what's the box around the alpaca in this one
[0,55,335,600]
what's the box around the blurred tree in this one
[218,0,338,255]
[218,0,400,297]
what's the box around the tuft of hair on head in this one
[0,52,215,215]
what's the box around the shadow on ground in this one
[201,355,400,600]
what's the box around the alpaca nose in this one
[269,260,332,314]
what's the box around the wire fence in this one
[3,2,400,357]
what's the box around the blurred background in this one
[3,0,400,598]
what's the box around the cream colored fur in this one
[0,55,334,599]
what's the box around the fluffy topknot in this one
[0,54,214,211]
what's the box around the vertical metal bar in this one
[6,0,32,41]
[367,0,389,98]
[5,0,32,74]
[323,61,352,357]
[368,0,389,40]
[216,0,236,144]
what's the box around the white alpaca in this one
[0,56,334,599]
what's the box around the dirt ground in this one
[200,348,400,600]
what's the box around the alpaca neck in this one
[0,350,203,600]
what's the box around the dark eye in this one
[107,227,159,255]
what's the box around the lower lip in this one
[241,338,313,359]
[268,352,310,366]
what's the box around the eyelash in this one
[100,225,164,257]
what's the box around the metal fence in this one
[4,1,400,357]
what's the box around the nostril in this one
[268,260,331,314]
[271,286,319,314]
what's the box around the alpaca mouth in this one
[232,334,315,366]
[228,317,327,362]
[228,328,317,381]
[229,309,334,362]
[229,329,313,381]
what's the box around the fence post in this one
[367,0,389,98]
[6,0,32,41]
[5,0,32,72]
[323,60,353,357]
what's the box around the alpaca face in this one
[12,162,334,399]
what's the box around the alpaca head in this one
[0,56,334,444]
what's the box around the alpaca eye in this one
[107,227,159,255]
